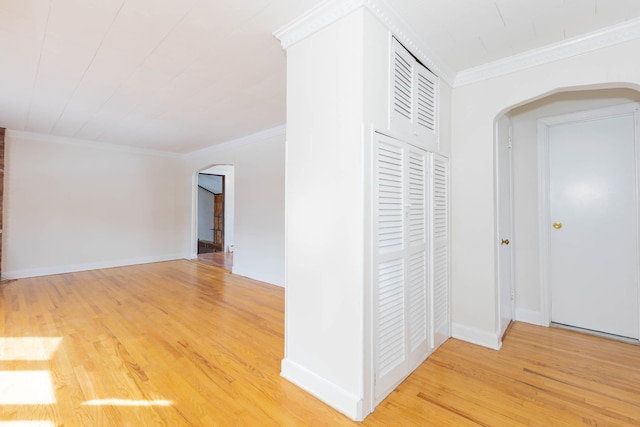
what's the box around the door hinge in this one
[508,136,513,149]
[510,289,515,301]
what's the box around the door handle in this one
[501,239,510,245]
[553,222,562,229]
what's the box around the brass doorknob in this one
[501,239,510,245]
[553,222,562,229]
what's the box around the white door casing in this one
[539,103,640,339]
[496,115,514,340]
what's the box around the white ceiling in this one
[394,0,640,73]
[1,0,640,154]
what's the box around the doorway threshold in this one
[550,322,639,346]
[193,252,233,272]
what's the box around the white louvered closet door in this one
[432,154,450,348]
[391,38,438,147]
[373,133,430,404]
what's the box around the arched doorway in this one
[496,87,640,342]
[193,164,235,271]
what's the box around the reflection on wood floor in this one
[195,251,233,271]
[1,260,640,425]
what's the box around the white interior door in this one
[549,110,639,339]
[496,116,514,338]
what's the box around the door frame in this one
[537,102,640,328]
[495,115,515,339]
[191,165,235,258]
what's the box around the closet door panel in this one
[373,134,430,403]
[390,38,438,149]
[406,148,430,367]
[373,136,407,400]
[415,66,438,146]
[432,154,450,348]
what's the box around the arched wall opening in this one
[191,164,235,261]
[452,34,640,348]
[495,86,640,330]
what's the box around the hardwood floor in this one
[1,260,639,426]
[195,251,233,271]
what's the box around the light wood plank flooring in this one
[194,252,233,271]
[1,260,639,425]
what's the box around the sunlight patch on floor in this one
[0,371,56,404]
[0,338,62,361]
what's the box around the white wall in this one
[283,9,366,420]
[508,89,640,323]
[3,131,187,278]
[451,37,640,346]
[187,130,284,286]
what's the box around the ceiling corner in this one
[273,0,364,49]
[454,16,640,88]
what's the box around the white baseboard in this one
[515,308,545,326]
[232,265,284,288]
[2,254,186,280]
[183,256,286,288]
[452,323,502,350]
[281,358,364,421]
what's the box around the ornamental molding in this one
[273,0,364,50]
[273,0,455,86]
[454,16,640,87]
[274,1,640,88]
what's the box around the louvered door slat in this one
[377,259,405,376]
[433,246,448,338]
[408,252,427,352]
[416,71,436,132]
[408,151,426,246]
[393,49,413,120]
[378,142,404,253]
[391,39,415,136]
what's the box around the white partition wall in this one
[280,9,367,420]
[277,4,452,421]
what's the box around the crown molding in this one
[273,0,455,86]
[186,124,287,159]
[273,0,363,50]
[454,16,640,87]
[6,129,185,158]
